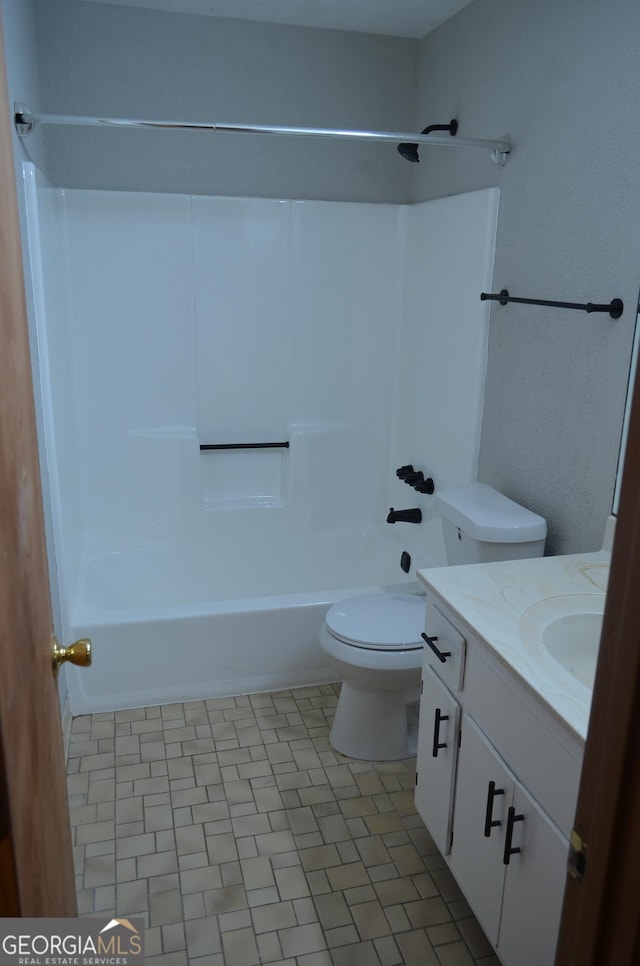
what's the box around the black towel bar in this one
[199,441,289,451]
[480,289,623,320]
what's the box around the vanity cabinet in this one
[415,595,582,966]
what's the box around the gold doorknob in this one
[52,636,92,675]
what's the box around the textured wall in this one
[33,0,418,202]
[412,0,640,553]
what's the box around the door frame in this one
[555,338,640,960]
[0,9,77,916]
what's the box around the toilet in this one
[319,482,547,760]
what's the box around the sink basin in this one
[519,594,605,689]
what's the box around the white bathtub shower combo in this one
[23,162,500,716]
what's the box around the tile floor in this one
[67,683,498,966]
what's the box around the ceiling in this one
[76,0,477,39]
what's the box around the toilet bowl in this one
[319,482,547,761]
[320,593,424,760]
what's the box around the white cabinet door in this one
[449,714,512,945]
[497,781,569,966]
[415,667,460,855]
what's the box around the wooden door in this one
[0,11,76,915]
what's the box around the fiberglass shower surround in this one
[23,159,499,713]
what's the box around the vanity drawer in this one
[424,603,466,692]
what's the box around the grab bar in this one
[199,441,289,451]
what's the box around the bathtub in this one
[67,530,427,714]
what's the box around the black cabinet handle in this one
[421,633,452,663]
[432,708,449,758]
[483,780,505,838]
[503,806,525,865]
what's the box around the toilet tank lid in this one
[436,483,547,543]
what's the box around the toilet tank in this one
[436,483,546,565]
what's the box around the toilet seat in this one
[325,593,424,650]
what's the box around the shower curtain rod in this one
[14,104,511,164]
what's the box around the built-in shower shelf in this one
[200,441,289,510]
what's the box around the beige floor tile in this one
[326,861,370,891]
[395,928,440,965]
[436,940,478,966]
[161,922,186,952]
[404,895,452,929]
[427,921,463,946]
[184,916,223,957]
[383,903,412,933]
[180,864,223,894]
[432,866,466,903]
[254,829,296,856]
[364,812,405,836]
[251,899,297,933]
[83,853,116,888]
[457,915,495,958]
[373,875,420,906]
[149,888,184,927]
[317,813,350,843]
[145,952,188,966]
[146,804,174,832]
[314,891,354,930]
[299,843,341,871]
[137,850,178,879]
[246,885,279,907]
[351,899,392,940]
[217,908,252,933]
[274,864,310,900]
[203,884,248,916]
[220,926,260,966]
[374,934,403,966]
[278,922,327,958]
[70,685,493,966]
[293,896,317,924]
[330,939,383,965]
[413,870,441,899]
[324,924,360,948]
[255,932,283,963]
[356,835,392,868]
[389,842,426,875]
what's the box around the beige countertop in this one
[417,517,614,743]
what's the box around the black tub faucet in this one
[387,507,422,524]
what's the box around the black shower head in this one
[397,141,420,163]
[397,119,458,163]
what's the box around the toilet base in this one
[329,681,420,761]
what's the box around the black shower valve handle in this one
[396,464,414,480]
[415,478,435,495]
[404,471,424,485]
